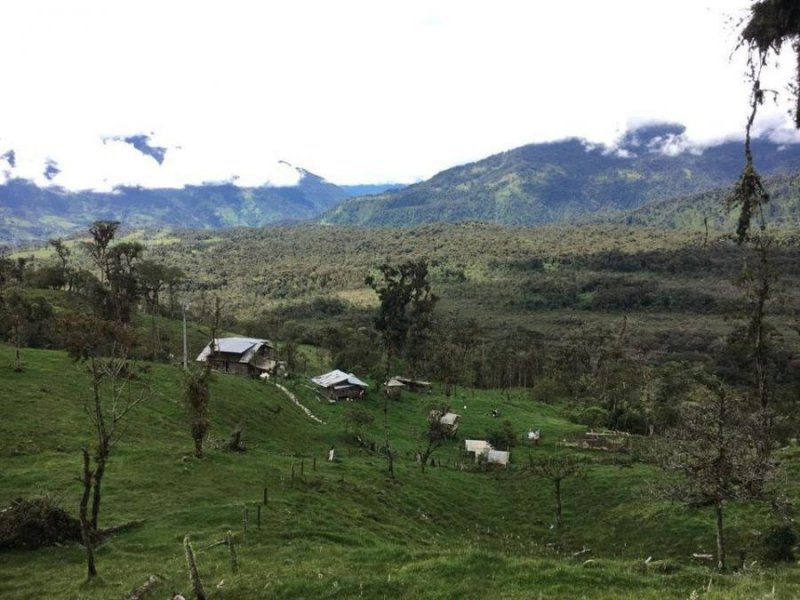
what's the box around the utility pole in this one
[182,302,190,370]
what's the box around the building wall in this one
[209,358,251,376]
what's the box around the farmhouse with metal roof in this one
[196,337,277,376]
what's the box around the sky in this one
[0,0,797,191]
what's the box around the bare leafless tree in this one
[60,314,148,578]
[527,454,585,529]
[656,376,769,571]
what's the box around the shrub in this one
[0,496,81,550]
[570,406,608,430]
[761,525,798,563]
[486,420,517,451]
[530,377,568,403]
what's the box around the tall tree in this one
[366,260,438,369]
[106,241,144,323]
[83,220,120,285]
[366,260,438,478]
[139,260,183,359]
[48,238,72,290]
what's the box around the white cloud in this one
[0,0,797,189]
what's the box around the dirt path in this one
[273,382,326,425]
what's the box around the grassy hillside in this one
[2,344,800,599]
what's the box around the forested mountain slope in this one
[612,171,800,229]
[323,124,800,227]
[0,168,353,245]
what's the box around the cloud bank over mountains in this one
[0,132,304,192]
[2,122,798,193]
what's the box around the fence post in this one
[227,530,239,574]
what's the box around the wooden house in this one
[311,369,369,401]
[196,337,277,377]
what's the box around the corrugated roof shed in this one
[311,369,369,389]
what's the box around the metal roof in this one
[394,376,432,386]
[311,369,369,389]
[439,412,460,426]
[196,337,273,362]
[465,440,491,453]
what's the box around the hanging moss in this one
[727,162,770,244]
[741,0,800,128]
[741,1,800,54]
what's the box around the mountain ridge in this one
[4,124,800,244]
[322,125,800,227]
[0,170,407,246]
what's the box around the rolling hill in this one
[3,344,800,599]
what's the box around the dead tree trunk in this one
[79,449,97,578]
[183,535,206,600]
